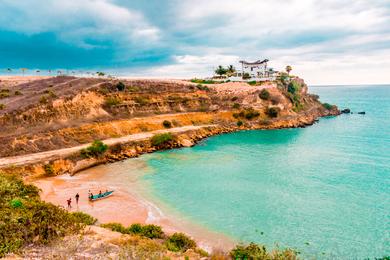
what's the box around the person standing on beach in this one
[75,193,80,205]
[67,198,72,209]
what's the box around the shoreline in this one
[32,157,236,252]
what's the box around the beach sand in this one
[32,159,235,252]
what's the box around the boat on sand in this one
[89,190,114,201]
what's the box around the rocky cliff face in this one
[0,76,339,158]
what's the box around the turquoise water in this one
[140,85,390,259]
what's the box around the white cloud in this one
[0,0,160,47]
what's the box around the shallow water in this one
[138,85,390,258]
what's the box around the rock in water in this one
[341,108,351,114]
[358,111,366,115]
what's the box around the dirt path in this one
[0,124,215,168]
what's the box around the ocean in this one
[138,85,390,258]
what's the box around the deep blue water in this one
[140,85,390,259]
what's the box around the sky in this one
[0,0,389,85]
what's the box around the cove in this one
[138,85,389,258]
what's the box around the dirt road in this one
[0,124,215,168]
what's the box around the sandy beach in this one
[32,158,236,252]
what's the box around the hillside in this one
[0,76,338,161]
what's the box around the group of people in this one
[66,189,109,208]
[66,193,79,209]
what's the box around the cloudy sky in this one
[0,0,389,84]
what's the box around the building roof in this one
[239,59,269,65]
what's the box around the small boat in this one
[89,190,114,201]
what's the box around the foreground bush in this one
[80,140,108,158]
[151,133,173,146]
[101,223,164,239]
[230,243,297,260]
[165,232,196,252]
[70,212,97,225]
[0,174,86,257]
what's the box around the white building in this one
[229,59,278,81]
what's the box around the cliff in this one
[0,76,339,173]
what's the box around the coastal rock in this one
[341,108,351,114]
[358,111,366,115]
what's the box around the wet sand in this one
[32,158,235,252]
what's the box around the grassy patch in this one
[151,133,173,146]
[0,173,86,257]
[233,108,260,120]
[191,79,220,84]
[133,96,150,105]
[105,96,122,107]
[101,223,164,239]
[0,104,5,110]
[70,212,97,225]
[230,242,297,259]
[80,140,108,158]
[165,233,196,252]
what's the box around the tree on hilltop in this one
[286,65,292,75]
[215,65,227,76]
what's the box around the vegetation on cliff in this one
[151,133,174,146]
[80,140,108,158]
[0,173,93,257]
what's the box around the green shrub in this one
[0,104,5,110]
[151,133,173,146]
[0,92,10,99]
[248,80,257,86]
[133,96,150,105]
[259,89,270,100]
[231,96,238,101]
[322,103,334,110]
[100,223,128,234]
[287,81,301,94]
[230,243,297,260]
[230,243,268,259]
[39,96,48,104]
[140,224,164,239]
[127,86,140,92]
[165,233,196,252]
[162,120,172,128]
[70,212,97,225]
[0,174,84,257]
[14,90,22,96]
[232,103,240,109]
[237,121,243,127]
[266,107,280,118]
[195,84,210,91]
[105,96,121,107]
[9,198,23,208]
[43,164,54,175]
[116,81,126,91]
[128,223,143,234]
[80,140,108,158]
[244,108,260,120]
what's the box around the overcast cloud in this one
[0,0,389,84]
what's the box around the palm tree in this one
[227,65,236,76]
[215,65,227,76]
[286,65,292,75]
[20,68,27,76]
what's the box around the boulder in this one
[341,108,351,114]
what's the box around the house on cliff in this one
[228,59,279,81]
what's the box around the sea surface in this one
[96,85,389,259]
